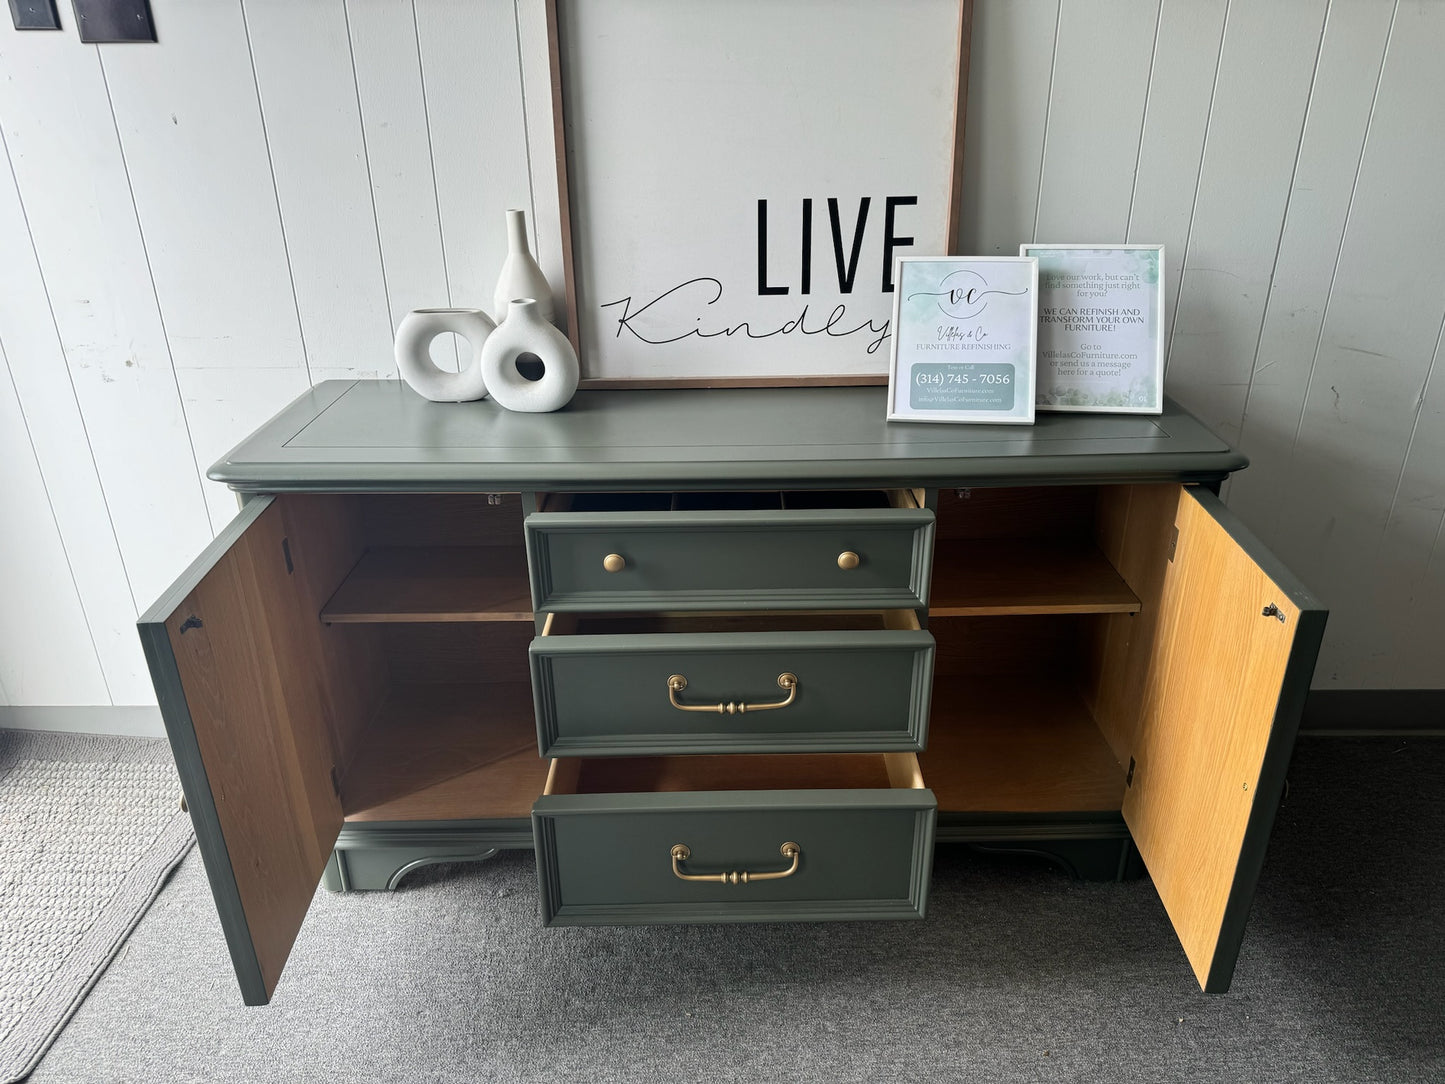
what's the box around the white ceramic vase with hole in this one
[394,307,496,402]
[480,298,579,413]
[494,209,555,325]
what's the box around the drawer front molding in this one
[533,789,937,926]
[525,508,935,612]
[531,629,935,756]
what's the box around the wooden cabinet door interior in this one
[1104,486,1326,992]
[138,495,378,1005]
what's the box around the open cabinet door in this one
[1124,487,1326,993]
[139,496,355,1005]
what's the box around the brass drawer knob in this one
[602,553,626,573]
[837,550,860,570]
[670,842,801,884]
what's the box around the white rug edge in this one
[0,805,195,1084]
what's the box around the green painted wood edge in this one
[334,819,534,849]
[330,820,532,892]
[934,811,1130,841]
[534,805,936,926]
[1184,488,1325,611]
[525,508,935,613]
[531,588,932,613]
[533,786,938,817]
[1175,487,1327,993]
[535,817,563,922]
[327,845,504,892]
[136,497,280,1007]
[137,623,268,1005]
[530,629,934,756]
[208,385,1247,493]
[207,379,356,486]
[1204,603,1328,993]
[966,838,1136,882]
[526,507,937,530]
[540,733,929,757]
[215,462,1242,494]
[138,495,276,624]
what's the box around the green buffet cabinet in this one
[138,382,1325,1005]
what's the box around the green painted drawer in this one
[531,612,934,756]
[533,754,936,925]
[524,499,935,612]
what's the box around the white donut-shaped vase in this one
[394,308,496,402]
[480,298,580,413]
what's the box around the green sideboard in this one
[138,381,1324,1005]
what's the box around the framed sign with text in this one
[887,256,1038,424]
[1020,244,1165,414]
[541,0,974,386]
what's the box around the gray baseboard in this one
[0,705,165,738]
[1300,690,1445,736]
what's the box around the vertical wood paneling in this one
[244,0,395,379]
[0,31,215,618]
[99,0,311,532]
[414,0,533,308]
[1126,0,1228,348]
[0,146,152,703]
[346,0,455,347]
[516,0,564,312]
[955,0,1059,255]
[1228,0,1395,537]
[1165,0,1329,446]
[2,0,1443,709]
[1384,329,1445,686]
[1033,0,1160,243]
[1271,0,1445,686]
[0,346,111,705]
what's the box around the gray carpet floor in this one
[25,736,1445,1083]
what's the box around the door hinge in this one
[330,765,342,799]
[178,614,203,635]
[1167,526,1179,562]
[281,537,294,574]
[1126,756,1136,787]
[1261,603,1286,623]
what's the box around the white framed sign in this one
[542,0,973,387]
[1020,244,1165,414]
[887,256,1038,424]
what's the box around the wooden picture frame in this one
[534,0,974,388]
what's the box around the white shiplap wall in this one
[0,0,1441,716]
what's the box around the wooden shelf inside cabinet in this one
[928,539,1140,616]
[920,686,1126,813]
[341,683,546,821]
[321,546,533,624]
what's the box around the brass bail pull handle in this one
[666,672,798,715]
[670,842,801,884]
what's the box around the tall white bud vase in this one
[494,209,555,325]
[480,299,579,413]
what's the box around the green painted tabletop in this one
[209,381,1245,492]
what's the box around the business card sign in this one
[887,257,1037,424]
[1021,244,1165,414]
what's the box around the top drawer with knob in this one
[524,490,934,612]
